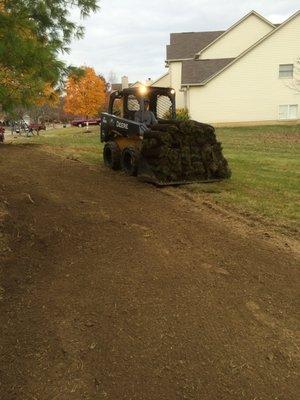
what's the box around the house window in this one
[278,104,298,120]
[279,64,293,78]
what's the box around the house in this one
[109,76,153,92]
[153,10,300,125]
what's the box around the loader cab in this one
[108,86,176,121]
[100,86,177,176]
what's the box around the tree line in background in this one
[0,0,109,124]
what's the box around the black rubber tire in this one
[103,142,121,170]
[121,147,139,176]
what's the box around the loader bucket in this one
[137,157,162,185]
[137,156,223,186]
[138,120,231,186]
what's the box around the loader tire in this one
[103,142,121,170]
[121,147,139,176]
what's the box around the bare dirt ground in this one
[0,143,299,400]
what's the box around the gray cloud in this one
[61,0,299,83]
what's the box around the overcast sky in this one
[62,0,299,83]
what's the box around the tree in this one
[28,83,61,123]
[2,0,100,50]
[107,70,118,84]
[64,67,107,118]
[289,58,300,92]
[36,83,60,108]
[0,0,100,112]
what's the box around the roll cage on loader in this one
[100,86,176,183]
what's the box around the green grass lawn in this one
[17,125,103,164]
[189,124,300,231]
[15,123,300,231]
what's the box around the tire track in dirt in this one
[0,144,299,400]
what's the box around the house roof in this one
[111,82,140,91]
[151,72,170,86]
[166,10,276,62]
[111,83,123,91]
[182,9,300,86]
[181,58,235,85]
[195,10,275,59]
[166,31,224,60]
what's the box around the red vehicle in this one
[28,123,46,133]
[71,118,100,127]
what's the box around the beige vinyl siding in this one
[131,82,143,88]
[151,73,170,88]
[169,62,185,108]
[200,14,273,60]
[188,13,300,123]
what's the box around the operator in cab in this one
[134,99,157,127]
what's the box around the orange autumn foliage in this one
[0,66,22,89]
[64,67,106,118]
[36,83,60,107]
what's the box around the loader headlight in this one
[139,85,148,95]
[170,89,175,95]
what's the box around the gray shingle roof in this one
[181,58,235,85]
[111,83,134,91]
[111,83,122,91]
[166,12,282,85]
[166,31,224,60]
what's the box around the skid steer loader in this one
[100,86,230,185]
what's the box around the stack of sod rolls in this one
[141,120,231,183]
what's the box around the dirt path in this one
[0,144,299,400]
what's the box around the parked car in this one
[71,118,101,127]
[28,123,46,133]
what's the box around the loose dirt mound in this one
[0,144,299,400]
[141,120,231,183]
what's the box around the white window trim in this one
[278,104,298,120]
